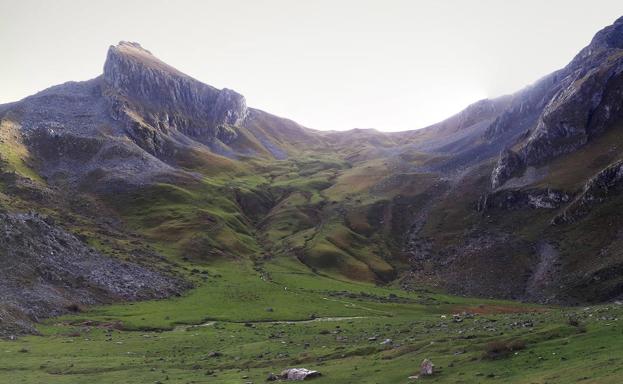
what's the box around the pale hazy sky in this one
[1,1,622,131]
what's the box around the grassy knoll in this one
[0,120,44,183]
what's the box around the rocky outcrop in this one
[522,57,623,165]
[103,42,248,128]
[490,17,623,188]
[103,42,247,152]
[579,160,623,200]
[279,368,322,381]
[554,160,623,223]
[420,358,434,376]
[479,188,570,211]
[0,212,187,335]
[491,149,525,189]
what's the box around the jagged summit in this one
[105,41,189,81]
[97,41,322,160]
[103,41,247,128]
[102,41,249,152]
[115,41,153,54]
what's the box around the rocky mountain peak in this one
[490,16,623,189]
[102,41,248,148]
[104,41,188,83]
[116,41,152,54]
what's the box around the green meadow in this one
[2,257,622,383]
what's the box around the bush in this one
[568,317,579,326]
[483,339,526,359]
[507,339,526,351]
[65,303,84,313]
[568,317,587,333]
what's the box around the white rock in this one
[280,368,321,381]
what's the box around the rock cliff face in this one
[491,17,623,188]
[522,57,623,163]
[103,42,248,153]
[478,188,570,211]
[491,149,525,190]
[554,160,623,223]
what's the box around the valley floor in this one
[1,259,622,384]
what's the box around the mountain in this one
[3,17,623,334]
[2,41,326,192]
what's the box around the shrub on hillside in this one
[65,303,84,313]
[483,339,526,359]
[567,317,587,333]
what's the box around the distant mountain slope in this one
[399,16,623,303]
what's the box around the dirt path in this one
[174,315,374,331]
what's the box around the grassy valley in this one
[2,258,622,383]
[4,17,623,383]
